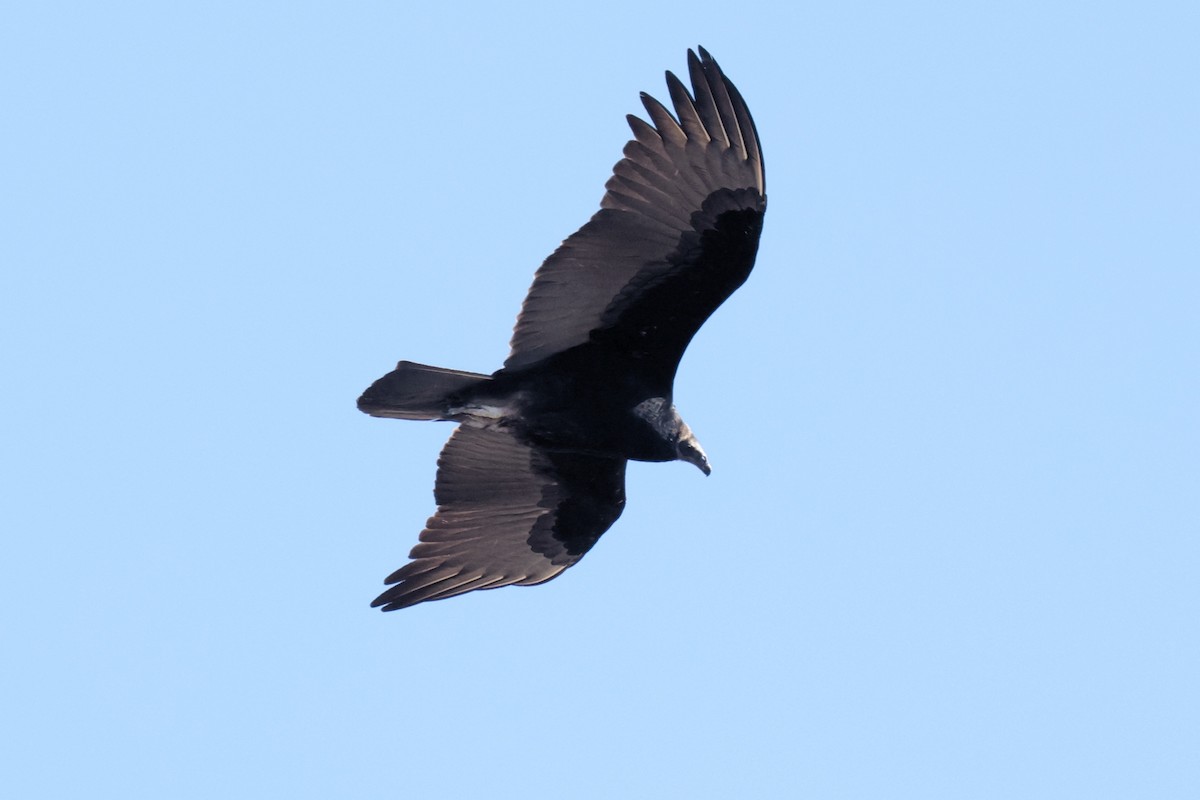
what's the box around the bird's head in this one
[676,425,712,476]
[633,397,712,475]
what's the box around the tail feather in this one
[358,361,490,420]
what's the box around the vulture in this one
[359,47,766,610]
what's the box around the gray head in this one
[675,422,712,476]
[633,397,711,476]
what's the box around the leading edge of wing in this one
[504,47,766,372]
[372,426,627,611]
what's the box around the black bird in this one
[359,48,766,610]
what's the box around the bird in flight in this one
[359,47,766,610]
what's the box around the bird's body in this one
[451,354,700,463]
[359,48,765,610]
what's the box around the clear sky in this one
[2,2,1197,797]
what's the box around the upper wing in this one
[505,47,766,378]
[372,426,627,611]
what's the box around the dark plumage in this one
[359,48,766,610]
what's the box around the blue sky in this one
[3,2,1197,797]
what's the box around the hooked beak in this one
[678,438,712,476]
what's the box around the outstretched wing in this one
[505,47,766,380]
[372,426,627,611]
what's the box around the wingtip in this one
[690,46,717,73]
[371,588,411,612]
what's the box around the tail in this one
[357,360,490,420]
